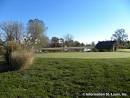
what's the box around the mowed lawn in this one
[0,52,130,97]
[36,52,130,59]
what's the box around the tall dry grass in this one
[11,50,34,70]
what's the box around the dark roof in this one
[95,41,117,49]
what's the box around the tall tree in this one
[111,29,128,48]
[26,19,48,48]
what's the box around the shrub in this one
[0,46,5,55]
[10,50,34,70]
[91,48,99,52]
[99,49,113,52]
[3,41,34,71]
[4,41,24,67]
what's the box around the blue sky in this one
[0,0,130,44]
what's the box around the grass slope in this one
[0,58,130,97]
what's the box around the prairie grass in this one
[11,50,34,70]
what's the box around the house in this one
[95,41,117,51]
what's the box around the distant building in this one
[95,41,117,51]
[83,45,94,52]
[41,47,83,52]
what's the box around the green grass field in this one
[36,52,130,59]
[0,52,130,97]
[117,49,130,52]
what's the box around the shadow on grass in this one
[0,61,11,73]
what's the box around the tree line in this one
[0,19,87,50]
[0,19,129,50]
[49,34,85,48]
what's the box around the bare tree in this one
[0,21,23,42]
[64,34,73,42]
[64,34,73,47]
[111,28,128,48]
[0,21,24,67]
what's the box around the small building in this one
[95,41,117,52]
